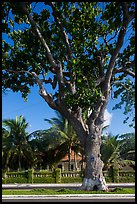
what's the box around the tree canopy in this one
[2,2,135,128]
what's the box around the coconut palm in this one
[101,133,135,171]
[44,111,83,171]
[118,133,135,161]
[2,115,34,171]
[28,128,70,169]
[119,133,135,170]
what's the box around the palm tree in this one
[44,111,82,171]
[119,133,135,170]
[118,133,135,162]
[2,115,34,171]
[28,128,69,170]
[101,133,135,171]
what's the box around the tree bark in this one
[80,125,108,191]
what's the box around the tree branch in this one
[112,81,132,91]
[88,99,105,126]
[113,67,135,78]
[103,2,135,97]
[103,36,113,55]
[31,72,58,110]
[95,77,105,87]
[94,46,104,77]
[49,2,72,60]
[122,2,135,22]
[58,104,87,144]
[49,2,76,94]
[56,61,65,87]
[107,30,118,43]
[112,60,135,78]
[19,2,57,68]
[3,69,34,77]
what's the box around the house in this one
[55,150,85,171]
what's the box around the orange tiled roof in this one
[61,150,82,162]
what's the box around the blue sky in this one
[2,86,135,136]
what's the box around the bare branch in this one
[31,72,58,110]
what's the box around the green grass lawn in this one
[2,187,135,195]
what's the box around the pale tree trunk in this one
[80,125,108,191]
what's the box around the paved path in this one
[2,194,135,202]
[2,183,135,189]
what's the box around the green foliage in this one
[101,133,135,170]
[119,133,135,161]
[54,168,61,183]
[44,111,83,170]
[108,166,119,182]
[27,169,34,183]
[2,2,135,126]
[3,168,134,184]
[33,177,55,183]
[28,128,69,169]
[4,177,28,184]
[2,116,35,171]
[112,79,135,127]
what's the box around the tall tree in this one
[45,111,82,170]
[2,2,135,190]
[28,129,70,169]
[118,133,135,162]
[2,116,34,171]
[101,133,135,170]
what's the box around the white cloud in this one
[103,109,112,128]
